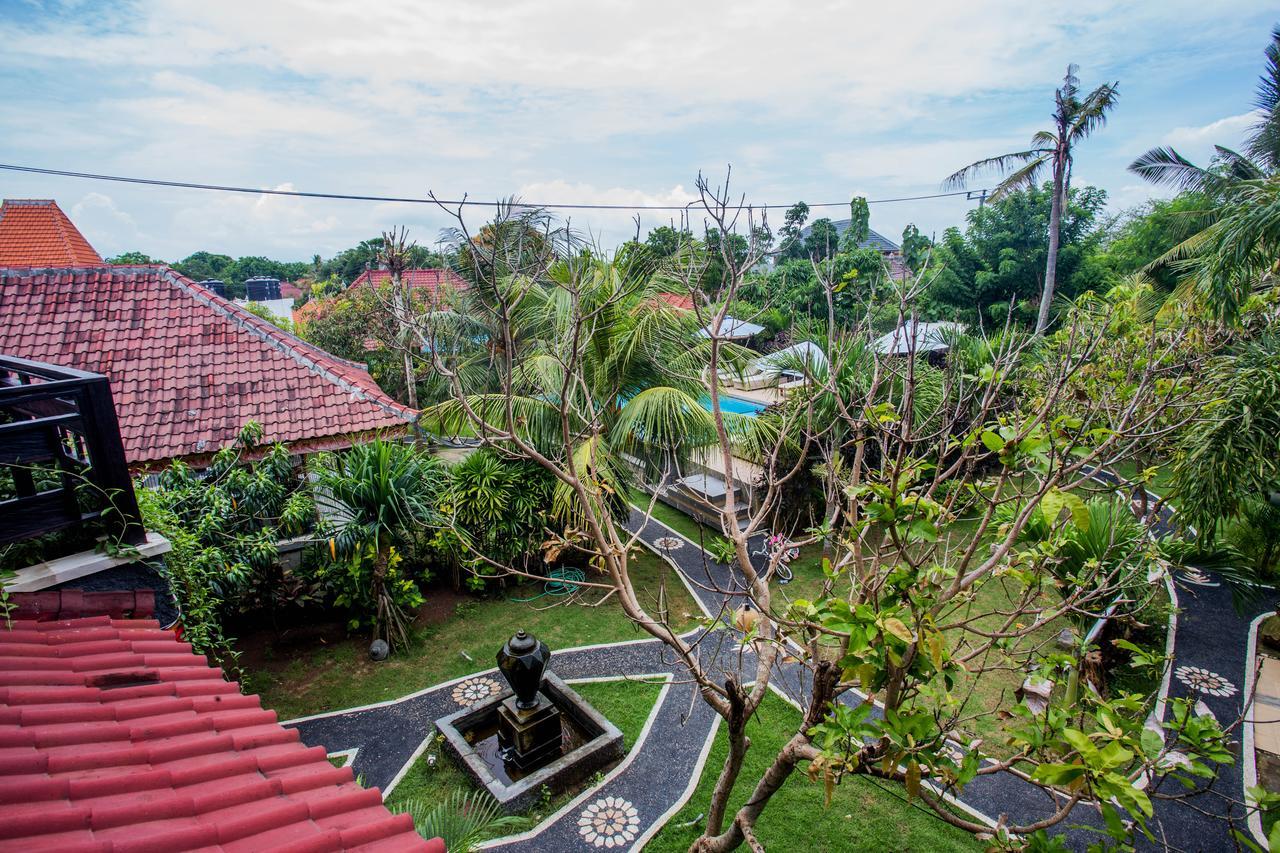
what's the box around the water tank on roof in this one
[199,279,228,297]
[244,276,281,301]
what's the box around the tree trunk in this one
[691,663,839,853]
[1036,153,1068,335]
[371,548,389,642]
[704,680,749,837]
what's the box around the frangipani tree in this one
[400,176,1247,851]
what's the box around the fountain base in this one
[435,673,624,812]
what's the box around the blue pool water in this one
[699,394,766,416]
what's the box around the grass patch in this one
[646,692,980,852]
[385,678,664,842]
[244,549,699,720]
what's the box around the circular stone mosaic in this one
[578,796,640,848]
[1174,665,1238,698]
[451,676,501,707]
[653,536,684,551]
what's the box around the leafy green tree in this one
[925,183,1109,326]
[242,300,293,333]
[173,251,234,283]
[311,439,445,650]
[444,448,555,585]
[106,251,162,264]
[804,218,840,262]
[947,65,1119,333]
[645,225,693,259]
[702,228,749,292]
[900,224,930,273]
[1128,26,1280,324]
[838,196,870,253]
[137,423,316,666]
[1099,195,1210,291]
[778,201,810,260]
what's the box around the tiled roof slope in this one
[0,614,440,853]
[0,266,417,468]
[0,200,103,266]
[656,292,694,311]
[348,269,467,300]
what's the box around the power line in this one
[0,162,986,212]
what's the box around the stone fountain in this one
[434,630,624,812]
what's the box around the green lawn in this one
[646,692,981,852]
[244,549,700,720]
[386,678,665,841]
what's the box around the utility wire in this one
[0,162,986,212]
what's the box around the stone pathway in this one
[284,479,1276,851]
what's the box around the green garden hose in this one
[510,567,587,602]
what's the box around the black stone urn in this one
[496,630,551,710]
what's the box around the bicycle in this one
[751,534,797,584]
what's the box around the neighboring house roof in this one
[0,610,439,852]
[754,341,828,373]
[280,281,305,299]
[697,315,766,339]
[0,200,103,266]
[0,266,417,469]
[874,321,966,355]
[656,292,694,311]
[799,220,900,253]
[349,268,467,301]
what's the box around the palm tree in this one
[424,250,758,526]
[1128,27,1280,324]
[945,66,1119,334]
[311,438,444,650]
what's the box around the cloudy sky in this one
[0,1,1274,262]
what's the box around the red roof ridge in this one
[164,270,418,424]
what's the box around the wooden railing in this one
[0,355,145,548]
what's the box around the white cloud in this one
[0,0,1274,258]
[1162,111,1259,159]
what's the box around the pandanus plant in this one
[311,438,444,651]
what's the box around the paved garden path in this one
[285,483,1275,851]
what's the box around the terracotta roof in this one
[0,612,441,853]
[0,200,103,267]
[655,292,694,311]
[348,269,467,300]
[280,281,305,299]
[0,266,417,469]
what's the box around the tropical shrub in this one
[444,448,556,587]
[310,438,444,650]
[137,422,315,669]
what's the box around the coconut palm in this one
[311,438,444,650]
[945,66,1119,334]
[1128,28,1280,325]
[424,250,759,526]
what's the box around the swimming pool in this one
[698,394,766,416]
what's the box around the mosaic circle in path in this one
[451,676,501,706]
[653,536,684,551]
[578,795,640,848]
[1174,665,1237,698]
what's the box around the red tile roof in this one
[348,269,467,301]
[0,266,417,469]
[655,292,694,311]
[0,200,103,267]
[0,613,441,853]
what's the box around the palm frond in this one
[988,155,1052,201]
[1128,146,1219,193]
[396,792,529,852]
[942,150,1049,191]
[1067,81,1120,141]
[613,386,718,453]
[1247,26,1280,171]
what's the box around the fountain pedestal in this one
[497,693,562,770]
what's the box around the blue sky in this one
[0,0,1275,262]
